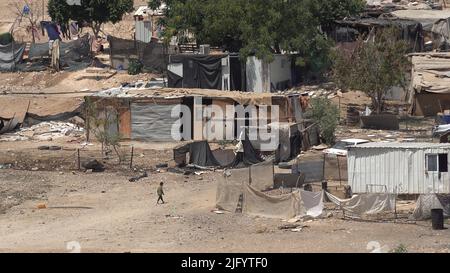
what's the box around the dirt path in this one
[1,169,450,253]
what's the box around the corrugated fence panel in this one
[131,103,179,141]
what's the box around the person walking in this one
[156,182,165,205]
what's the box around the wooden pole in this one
[130,146,134,169]
[77,149,80,170]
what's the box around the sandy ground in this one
[0,169,450,253]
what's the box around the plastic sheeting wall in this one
[216,168,249,212]
[325,191,396,218]
[131,103,179,141]
[348,147,450,194]
[249,160,274,191]
[0,42,25,71]
[243,184,300,219]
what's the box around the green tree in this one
[48,0,134,38]
[307,97,340,145]
[149,0,364,71]
[331,28,410,114]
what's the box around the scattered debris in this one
[129,171,148,182]
[0,122,84,142]
[36,203,47,209]
[82,159,105,172]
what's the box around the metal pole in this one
[337,156,342,187]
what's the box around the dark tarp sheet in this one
[28,34,90,67]
[0,117,20,134]
[188,141,221,167]
[229,138,264,168]
[230,55,243,91]
[0,42,25,71]
[108,36,166,72]
[168,70,183,88]
[24,107,83,127]
[174,139,263,168]
[169,54,226,90]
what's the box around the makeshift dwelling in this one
[0,96,83,130]
[168,54,230,90]
[85,87,297,144]
[390,9,450,50]
[409,53,450,116]
[168,53,298,92]
[332,17,425,52]
[108,36,165,72]
[348,142,450,194]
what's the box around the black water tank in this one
[431,209,444,230]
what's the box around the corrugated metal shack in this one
[348,142,450,194]
[84,88,311,144]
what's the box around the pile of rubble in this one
[0,122,84,142]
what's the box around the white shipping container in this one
[348,142,450,194]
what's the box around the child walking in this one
[156,182,165,205]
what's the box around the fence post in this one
[130,146,134,169]
[77,149,81,170]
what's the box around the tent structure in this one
[409,53,450,116]
[173,139,264,168]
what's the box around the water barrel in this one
[431,209,444,230]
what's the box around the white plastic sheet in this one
[326,192,395,217]
[412,194,450,220]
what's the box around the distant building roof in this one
[350,142,450,150]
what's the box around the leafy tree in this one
[307,97,340,145]
[331,27,410,114]
[48,0,134,38]
[149,0,364,71]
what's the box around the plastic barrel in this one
[431,209,444,230]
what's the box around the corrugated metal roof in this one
[350,142,450,149]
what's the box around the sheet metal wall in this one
[131,102,180,141]
[348,147,450,194]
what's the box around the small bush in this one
[128,59,143,75]
[390,244,408,253]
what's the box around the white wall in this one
[246,56,265,93]
[246,55,291,93]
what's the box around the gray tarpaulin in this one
[326,192,396,217]
[0,42,25,71]
[28,35,90,64]
[131,103,179,141]
[412,194,450,220]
